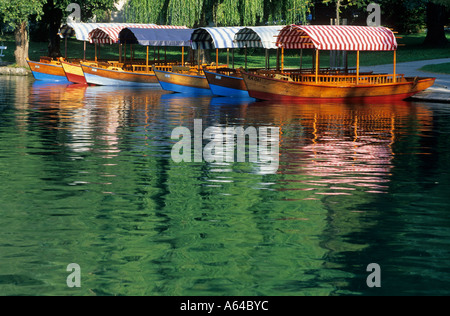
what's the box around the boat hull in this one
[81,64,159,86]
[241,73,436,102]
[204,70,249,97]
[61,61,87,84]
[154,69,211,94]
[27,59,70,83]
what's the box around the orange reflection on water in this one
[242,101,434,196]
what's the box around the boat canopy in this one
[191,27,244,50]
[88,24,188,44]
[119,27,193,46]
[59,23,132,41]
[277,25,398,51]
[234,26,285,49]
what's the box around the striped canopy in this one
[118,27,194,46]
[191,27,244,50]
[277,25,398,51]
[234,26,285,49]
[59,23,131,41]
[89,24,188,44]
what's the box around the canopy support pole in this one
[315,49,319,83]
[393,50,397,83]
[356,50,360,85]
[281,46,284,73]
[95,43,97,62]
[181,46,185,65]
[146,46,149,72]
[216,48,219,70]
[119,43,122,63]
[316,49,320,83]
[83,41,86,61]
[227,48,229,67]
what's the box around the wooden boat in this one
[204,26,285,98]
[156,27,244,94]
[154,67,211,94]
[81,62,161,86]
[27,57,70,83]
[204,68,249,97]
[61,60,87,84]
[79,27,193,86]
[241,24,436,102]
[241,70,436,102]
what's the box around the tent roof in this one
[89,24,188,44]
[234,26,285,49]
[118,28,194,46]
[59,23,131,41]
[191,27,244,49]
[277,25,398,51]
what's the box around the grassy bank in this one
[1,32,449,69]
[419,62,450,74]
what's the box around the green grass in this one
[419,62,450,74]
[1,32,449,69]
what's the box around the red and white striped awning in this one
[277,25,397,51]
[89,24,188,44]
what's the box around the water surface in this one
[0,76,449,296]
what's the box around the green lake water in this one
[0,76,449,296]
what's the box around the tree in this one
[0,0,45,67]
[125,0,313,27]
[423,0,449,47]
[41,0,116,57]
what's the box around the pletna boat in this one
[155,27,243,94]
[241,25,436,102]
[204,68,248,97]
[204,26,284,97]
[80,26,191,86]
[27,57,70,83]
[61,60,87,84]
[154,67,212,94]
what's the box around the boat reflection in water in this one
[18,79,440,295]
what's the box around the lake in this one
[0,75,449,296]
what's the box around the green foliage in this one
[0,0,45,27]
[167,0,206,26]
[124,0,313,27]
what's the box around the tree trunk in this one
[423,2,449,47]
[14,21,29,68]
[45,0,63,58]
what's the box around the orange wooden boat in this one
[27,57,69,83]
[154,66,211,94]
[241,71,435,102]
[242,25,436,102]
[81,62,163,86]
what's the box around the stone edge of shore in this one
[0,66,32,76]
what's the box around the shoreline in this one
[0,65,32,76]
